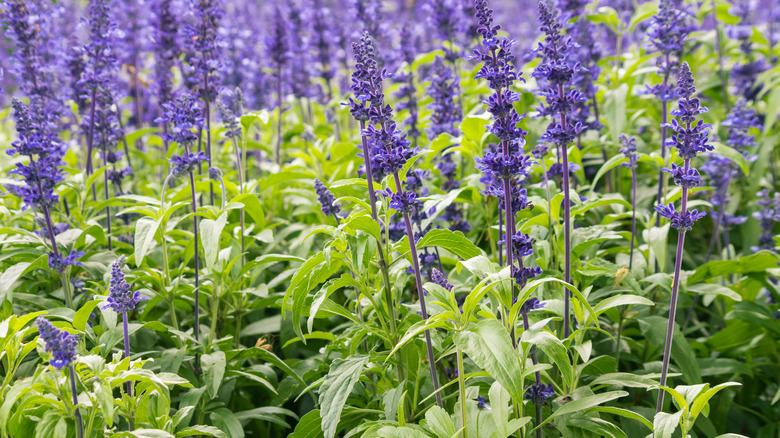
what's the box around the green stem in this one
[457,348,468,438]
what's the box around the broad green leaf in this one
[291,410,324,438]
[652,411,683,438]
[531,391,628,431]
[416,229,482,260]
[201,351,226,398]
[590,373,659,389]
[690,382,741,421]
[319,355,369,438]
[453,320,525,401]
[209,408,244,438]
[377,426,430,438]
[177,426,226,438]
[199,212,227,269]
[134,216,160,266]
[710,142,749,177]
[425,406,457,438]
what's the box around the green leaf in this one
[687,283,741,303]
[291,410,324,438]
[377,426,430,438]
[628,1,658,31]
[523,331,573,389]
[461,113,491,146]
[199,212,227,270]
[231,193,265,228]
[201,351,226,398]
[605,83,628,145]
[425,406,457,438]
[710,142,749,177]
[416,229,482,260]
[134,217,160,266]
[209,408,244,438]
[589,407,653,430]
[652,411,683,438]
[73,300,102,332]
[343,215,381,243]
[689,251,779,283]
[531,391,628,432]
[690,382,741,421]
[319,355,369,438]
[593,295,654,315]
[590,373,659,389]
[308,275,359,334]
[177,425,226,438]
[96,381,114,427]
[453,320,525,401]
[592,156,628,191]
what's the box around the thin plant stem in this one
[393,172,443,408]
[276,68,283,166]
[456,347,468,438]
[99,141,113,251]
[629,168,637,270]
[231,137,246,264]
[522,313,542,438]
[656,158,691,414]
[204,75,214,206]
[122,312,135,430]
[558,84,573,338]
[69,365,84,438]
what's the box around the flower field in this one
[0,0,779,437]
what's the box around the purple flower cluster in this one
[181,0,223,101]
[752,190,780,251]
[6,98,65,210]
[431,268,453,291]
[157,92,205,147]
[427,57,462,138]
[525,382,555,404]
[655,203,707,231]
[619,134,638,169]
[103,256,147,313]
[49,250,85,274]
[394,25,421,142]
[379,187,420,213]
[314,178,342,218]
[170,152,208,178]
[151,0,181,110]
[519,297,545,315]
[36,317,78,369]
[645,0,695,101]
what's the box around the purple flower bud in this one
[36,317,78,369]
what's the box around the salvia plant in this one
[0,0,778,437]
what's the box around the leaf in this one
[416,229,482,260]
[201,351,227,398]
[589,407,653,430]
[177,426,226,438]
[425,406,457,438]
[710,142,749,177]
[652,411,683,438]
[531,391,629,432]
[291,410,324,438]
[308,275,359,334]
[687,283,741,302]
[199,212,227,269]
[689,251,779,283]
[377,426,430,438]
[592,156,628,190]
[73,300,102,332]
[460,113,491,146]
[343,215,381,243]
[593,295,654,315]
[319,355,368,438]
[590,373,659,389]
[134,217,160,266]
[231,193,265,228]
[604,83,628,145]
[523,331,573,389]
[453,320,525,401]
[690,382,741,421]
[209,408,244,438]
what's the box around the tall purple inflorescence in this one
[103,256,147,313]
[314,178,342,219]
[647,0,695,226]
[394,25,421,143]
[620,134,639,269]
[534,1,579,337]
[427,57,462,138]
[654,62,712,415]
[347,31,443,408]
[753,190,780,252]
[151,0,181,117]
[36,317,78,369]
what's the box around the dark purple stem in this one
[522,313,542,438]
[204,73,214,206]
[558,84,572,338]
[68,365,84,438]
[656,158,690,414]
[393,172,443,408]
[122,312,135,429]
[629,168,637,270]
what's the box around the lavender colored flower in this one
[645,0,694,101]
[427,57,462,138]
[36,317,78,369]
[157,92,205,146]
[723,98,761,159]
[437,153,460,191]
[619,134,638,169]
[431,268,453,291]
[151,0,181,109]
[379,187,419,213]
[181,0,223,100]
[169,152,208,178]
[314,178,342,217]
[752,190,780,251]
[519,297,545,314]
[477,396,488,409]
[287,3,313,100]
[655,203,707,231]
[394,25,420,142]
[312,0,336,99]
[103,256,147,313]
[6,98,65,210]
[217,88,243,139]
[525,382,555,404]
[48,249,85,273]
[662,63,713,160]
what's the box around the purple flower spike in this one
[524,382,555,404]
[36,317,78,369]
[314,179,342,217]
[49,250,85,274]
[103,256,147,313]
[431,268,453,291]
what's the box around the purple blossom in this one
[103,256,147,313]
[157,92,205,146]
[431,268,453,291]
[519,297,545,314]
[181,0,223,101]
[663,63,713,160]
[314,178,342,217]
[752,190,780,251]
[427,57,462,138]
[151,0,181,110]
[525,382,555,404]
[379,187,419,213]
[655,203,707,231]
[36,317,78,369]
[49,250,85,274]
[170,152,208,178]
[619,134,638,169]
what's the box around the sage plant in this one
[534,1,583,337]
[157,93,207,344]
[654,62,712,413]
[103,255,147,429]
[646,0,693,227]
[36,317,83,438]
[347,32,442,407]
